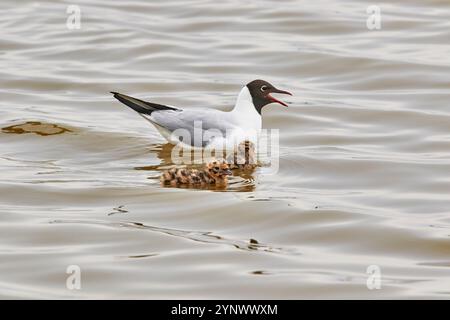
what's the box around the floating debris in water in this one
[1,121,72,136]
[108,205,129,216]
[251,270,271,275]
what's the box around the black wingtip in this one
[110,91,179,115]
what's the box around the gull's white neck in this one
[231,86,262,131]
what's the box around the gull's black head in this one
[246,79,292,115]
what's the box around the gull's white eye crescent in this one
[260,85,268,92]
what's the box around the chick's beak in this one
[222,169,232,176]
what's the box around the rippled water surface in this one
[1,0,450,299]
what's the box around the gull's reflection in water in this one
[135,143,256,192]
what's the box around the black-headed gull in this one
[111,79,292,148]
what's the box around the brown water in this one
[1,0,450,299]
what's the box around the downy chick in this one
[228,140,257,170]
[161,159,232,187]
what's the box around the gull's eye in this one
[260,85,268,92]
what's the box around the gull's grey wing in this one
[111,92,237,147]
[147,109,235,147]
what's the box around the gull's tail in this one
[111,92,178,115]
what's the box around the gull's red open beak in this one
[267,89,292,107]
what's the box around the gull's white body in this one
[141,86,262,149]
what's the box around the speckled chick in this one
[228,140,257,170]
[161,159,232,187]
